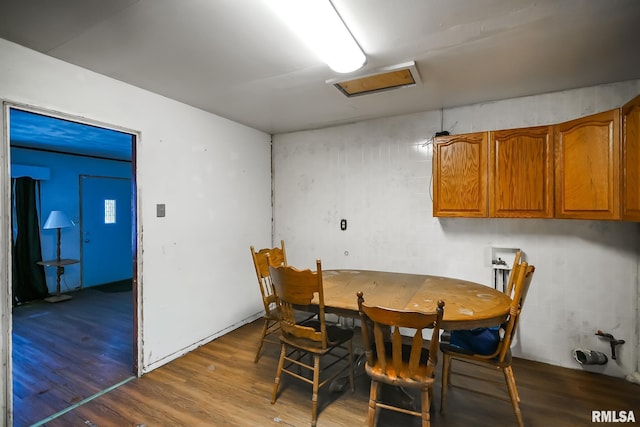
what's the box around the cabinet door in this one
[622,95,640,221]
[433,132,488,217]
[555,109,620,220]
[490,126,553,218]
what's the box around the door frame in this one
[1,101,13,427]
[0,100,142,424]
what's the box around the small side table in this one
[37,258,79,303]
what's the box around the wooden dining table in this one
[321,269,513,330]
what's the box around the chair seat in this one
[440,341,513,367]
[440,341,475,356]
[366,342,433,387]
[264,310,279,321]
[280,321,354,353]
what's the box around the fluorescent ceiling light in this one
[266,0,366,73]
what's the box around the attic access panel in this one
[328,61,420,97]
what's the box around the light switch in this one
[157,204,166,217]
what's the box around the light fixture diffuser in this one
[266,0,366,73]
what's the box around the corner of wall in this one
[270,134,275,247]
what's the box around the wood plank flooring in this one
[26,316,639,427]
[12,286,134,427]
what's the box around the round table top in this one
[321,269,513,330]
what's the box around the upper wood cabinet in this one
[433,132,488,217]
[489,126,554,218]
[431,96,639,221]
[554,109,620,220]
[622,95,640,221]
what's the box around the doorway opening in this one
[6,105,139,426]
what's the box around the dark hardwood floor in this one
[12,285,134,427]
[16,310,637,427]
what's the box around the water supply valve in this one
[595,330,625,360]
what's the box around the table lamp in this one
[42,210,75,302]
[43,210,73,259]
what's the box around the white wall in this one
[0,37,272,389]
[272,80,640,378]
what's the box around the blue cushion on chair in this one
[450,326,501,355]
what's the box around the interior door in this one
[80,175,132,287]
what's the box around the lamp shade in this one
[43,210,73,229]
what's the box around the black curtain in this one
[12,177,48,305]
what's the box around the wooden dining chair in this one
[250,240,287,363]
[268,257,355,427]
[440,261,535,427]
[357,291,445,427]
